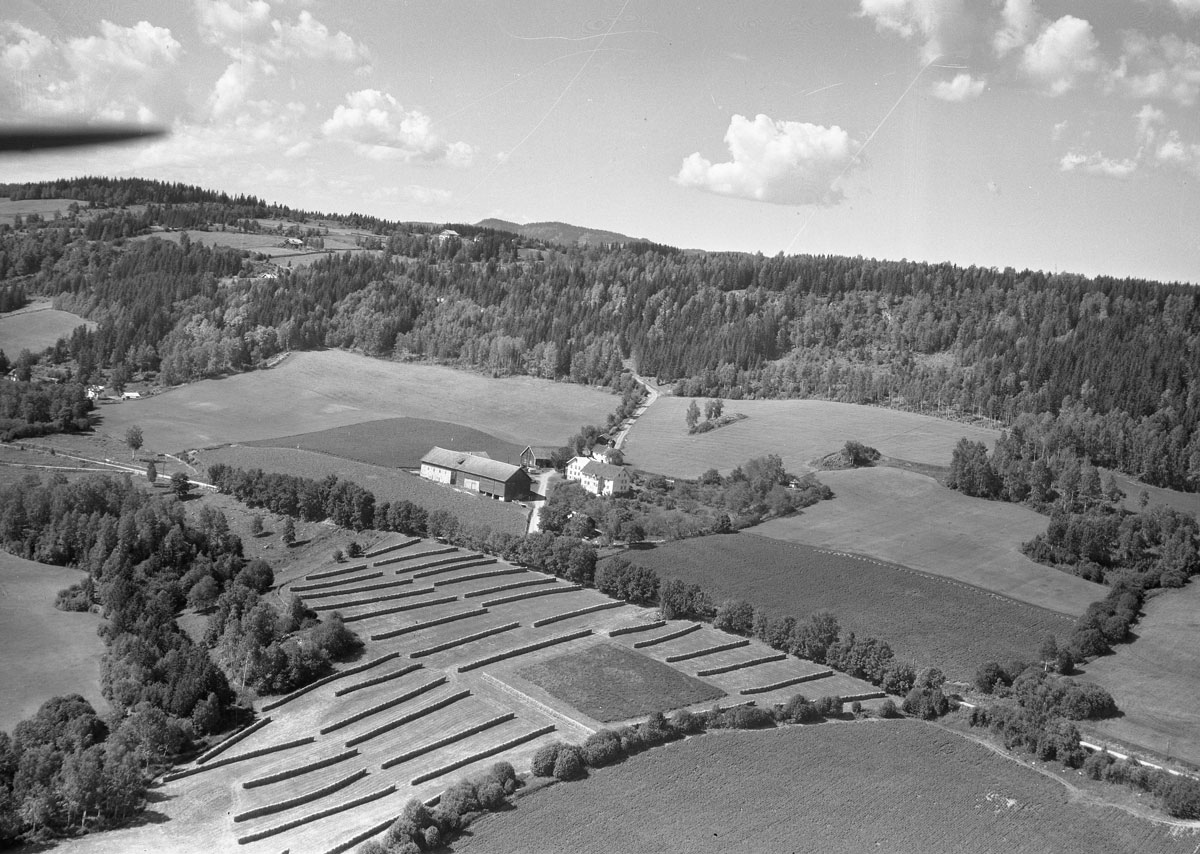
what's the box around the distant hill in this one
[476,218,643,247]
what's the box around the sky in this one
[1,0,1198,284]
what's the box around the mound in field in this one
[754,467,1104,616]
[249,417,526,469]
[617,533,1075,682]
[517,642,724,722]
[621,396,999,479]
[97,349,617,452]
[0,552,105,731]
[456,721,1196,854]
[0,302,94,357]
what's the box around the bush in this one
[582,730,624,767]
[713,599,755,636]
[552,745,587,781]
[727,706,775,729]
[851,700,863,715]
[781,693,820,724]
[356,842,387,854]
[670,709,704,735]
[477,779,507,810]
[531,742,562,777]
[310,612,363,660]
[55,582,92,612]
[1163,777,1200,819]
[1083,750,1115,780]
[486,761,518,794]
[436,779,480,830]
[235,559,274,593]
[813,696,843,718]
[879,698,898,718]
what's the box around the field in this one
[198,445,530,535]
[96,348,616,452]
[621,397,1000,478]
[0,197,84,224]
[517,642,724,722]
[1077,580,1200,768]
[134,227,382,267]
[755,467,1104,616]
[0,552,105,731]
[249,416,527,469]
[617,533,1076,682]
[456,720,1199,854]
[0,301,94,356]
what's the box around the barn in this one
[420,447,531,502]
[520,445,557,469]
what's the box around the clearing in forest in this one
[0,301,93,357]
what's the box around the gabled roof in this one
[421,446,525,483]
[522,445,557,457]
[580,460,627,480]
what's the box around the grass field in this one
[456,720,1198,854]
[0,197,84,224]
[617,533,1075,682]
[134,228,382,267]
[249,416,527,469]
[517,642,724,722]
[0,552,105,732]
[622,396,1000,478]
[1077,580,1200,768]
[0,301,94,356]
[97,348,617,452]
[755,467,1104,616]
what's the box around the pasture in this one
[1078,581,1200,768]
[0,301,93,357]
[97,348,616,451]
[135,228,379,267]
[0,552,105,732]
[621,396,999,478]
[617,533,1075,682]
[0,197,83,224]
[755,467,1104,616]
[457,720,1198,854]
[250,416,527,469]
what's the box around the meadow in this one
[136,226,381,267]
[97,348,616,451]
[0,301,94,356]
[0,552,105,731]
[617,533,1075,682]
[621,396,999,478]
[755,467,1104,616]
[1078,581,1200,768]
[456,720,1198,854]
[0,197,84,224]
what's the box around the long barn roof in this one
[421,446,526,483]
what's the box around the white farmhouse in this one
[565,456,630,496]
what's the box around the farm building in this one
[520,445,557,468]
[420,446,531,502]
[590,443,622,464]
[566,456,631,496]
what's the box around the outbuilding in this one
[420,447,531,501]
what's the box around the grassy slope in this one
[621,396,1000,478]
[616,533,1074,682]
[1077,580,1200,768]
[0,301,94,356]
[97,349,616,452]
[0,552,105,732]
[754,467,1104,616]
[456,721,1196,854]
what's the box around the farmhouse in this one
[566,456,631,496]
[590,443,621,464]
[420,446,531,502]
[520,445,557,469]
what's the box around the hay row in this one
[301,577,413,600]
[462,577,554,599]
[840,691,888,703]
[233,767,368,822]
[292,571,383,593]
[311,585,435,613]
[739,670,835,695]
[411,557,498,579]
[409,725,556,786]
[334,663,424,697]
[163,737,314,782]
[374,545,457,567]
[340,595,458,624]
[242,748,359,789]
[395,553,482,575]
[458,629,593,673]
[531,600,625,628]
[195,715,271,765]
[696,652,788,676]
[363,537,421,558]
[431,567,524,587]
[260,651,400,712]
[409,621,520,659]
[608,620,667,637]
[482,584,582,608]
[319,813,397,854]
[381,713,515,770]
[343,689,471,748]
[306,562,369,581]
[321,677,448,735]
[664,638,750,663]
[370,608,489,641]
[632,622,701,649]
[236,784,397,845]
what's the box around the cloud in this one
[195,0,272,47]
[1051,119,1069,141]
[264,10,367,63]
[1021,15,1101,95]
[858,0,973,61]
[1060,104,1200,180]
[992,0,1039,58]
[321,89,475,166]
[932,72,985,100]
[1059,151,1138,178]
[1171,0,1200,15]
[1108,33,1200,106]
[674,113,859,205]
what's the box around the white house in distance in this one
[565,456,631,496]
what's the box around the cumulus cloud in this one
[932,72,986,100]
[858,0,974,61]
[1021,15,1101,95]
[1172,0,1200,15]
[321,89,475,166]
[1059,151,1138,178]
[1060,104,1200,180]
[673,113,859,205]
[195,0,272,47]
[1108,33,1200,106]
[992,0,1039,57]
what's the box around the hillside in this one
[475,218,642,247]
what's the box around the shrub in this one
[879,698,898,718]
[356,842,387,854]
[486,761,518,794]
[582,730,624,767]
[1083,750,1115,780]
[813,695,843,718]
[477,779,507,810]
[727,706,775,729]
[975,661,1005,694]
[436,779,480,830]
[235,559,274,593]
[670,709,704,735]
[531,742,562,777]
[55,582,92,612]
[1163,777,1200,819]
[713,599,755,636]
[552,745,587,781]
[851,700,863,715]
[310,612,363,660]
